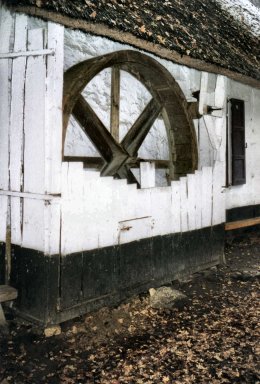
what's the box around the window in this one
[227,98,246,186]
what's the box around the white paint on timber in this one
[44,200,61,255]
[0,190,60,200]
[171,181,181,233]
[201,167,213,228]
[1,13,260,257]
[9,14,27,192]
[0,14,64,254]
[60,162,223,255]
[118,216,152,245]
[198,117,215,168]
[180,177,188,232]
[0,49,54,59]
[0,196,8,242]
[212,162,225,226]
[187,174,196,231]
[203,115,222,159]
[23,28,46,194]
[213,75,226,117]
[194,171,202,229]
[225,82,260,209]
[199,72,208,115]
[10,197,22,245]
[140,162,156,188]
[45,22,64,194]
[22,199,45,251]
[0,7,13,190]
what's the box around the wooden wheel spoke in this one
[110,66,120,141]
[72,95,128,172]
[121,98,163,157]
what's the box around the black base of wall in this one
[5,225,224,326]
[226,204,260,236]
[0,242,5,284]
[226,204,260,222]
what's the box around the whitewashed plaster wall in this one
[62,29,229,170]
[63,28,221,186]
[225,81,260,209]
[25,20,259,198]
[1,8,259,257]
[63,28,260,210]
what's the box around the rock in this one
[0,324,9,337]
[149,286,188,309]
[44,325,61,337]
[231,270,260,281]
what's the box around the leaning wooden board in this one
[0,285,18,303]
[225,217,260,231]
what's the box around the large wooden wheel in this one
[63,50,198,182]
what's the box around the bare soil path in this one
[0,232,259,384]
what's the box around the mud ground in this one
[0,231,259,384]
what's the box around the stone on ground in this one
[149,286,188,309]
[44,325,61,337]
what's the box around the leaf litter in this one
[0,232,260,383]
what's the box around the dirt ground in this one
[0,231,260,384]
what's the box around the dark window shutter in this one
[230,99,246,185]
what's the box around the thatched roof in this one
[5,0,260,85]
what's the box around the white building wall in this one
[63,28,260,213]
[1,9,260,256]
[63,29,200,166]
[225,81,260,209]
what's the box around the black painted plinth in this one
[0,242,5,284]
[226,204,260,222]
[3,225,224,326]
[226,204,260,236]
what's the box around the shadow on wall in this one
[250,0,260,7]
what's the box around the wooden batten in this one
[225,217,260,231]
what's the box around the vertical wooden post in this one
[110,66,120,142]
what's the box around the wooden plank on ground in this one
[0,285,17,303]
[225,217,260,231]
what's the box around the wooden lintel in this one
[64,156,170,169]
[225,217,260,231]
